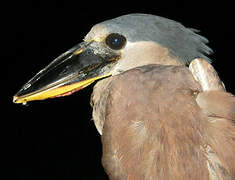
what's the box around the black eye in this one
[105,33,127,50]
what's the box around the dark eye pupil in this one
[105,33,126,50]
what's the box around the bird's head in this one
[13,14,212,104]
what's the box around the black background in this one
[3,1,235,179]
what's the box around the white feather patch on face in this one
[112,41,183,75]
[84,24,109,42]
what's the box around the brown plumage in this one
[92,63,235,180]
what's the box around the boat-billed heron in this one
[13,14,235,179]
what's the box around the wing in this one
[190,59,235,179]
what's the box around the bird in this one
[13,14,235,179]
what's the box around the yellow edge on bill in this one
[13,73,111,104]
